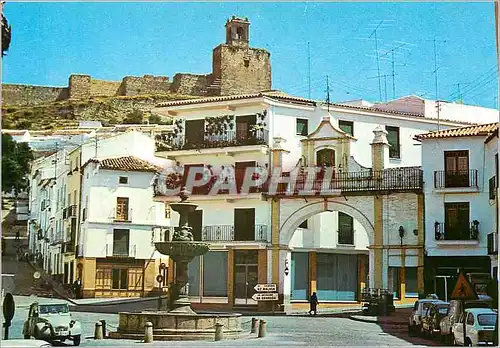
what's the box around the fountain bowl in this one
[154,241,209,262]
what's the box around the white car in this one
[408,298,442,335]
[452,308,497,346]
[22,300,82,346]
[1,340,52,347]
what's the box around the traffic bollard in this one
[258,319,267,338]
[214,323,224,341]
[94,321,103,340]
[100,320,107,337]
[144,322,153,343]
[251,317,258,334]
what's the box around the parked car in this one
[408,298,442,335]
[22,300,82,346]
[421,301,449,338]
[452,308,497,346]
[440,298,493,345]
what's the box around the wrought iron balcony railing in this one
[487,232,498,255]
[434,221,480,241]
[154,167,423,197]
[155,129,268,152]
[434,170,478,189]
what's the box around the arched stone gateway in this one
[279,198,375,246]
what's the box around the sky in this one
[2,2,499,109]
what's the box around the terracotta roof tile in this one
[155,91,475,124]
[415,123,498,140]
[85,156,161,173]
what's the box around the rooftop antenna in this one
[368,21,385,101]
[378,41,414,99]
[368,74,397,102]
[326,75,330,112]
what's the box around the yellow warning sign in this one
[451,272,478,300]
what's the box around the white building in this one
[416,123,498,300]
[150,90,490,310]
[78,156,169,297]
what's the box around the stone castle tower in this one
[209,16,272,95]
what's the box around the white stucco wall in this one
[422,136,494,257]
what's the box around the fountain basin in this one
[109,311,243,341]
[154,241,210,261]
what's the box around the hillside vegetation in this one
[1,93,197,130]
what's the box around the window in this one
[338,212,354,245]
[385,126,400,158]
[112,269,128,290]
[296,118,308,136]
[243,58,249,67]
[113,229,130,257]
[444,202,470,240]
[339,120,354,136]
[299,220,308,229]
[490,177,496,200]
[478,314,496,326]
[119,176,128,184]
[466,313,475,325]
[116,197,129,221]
[444,151,470,187]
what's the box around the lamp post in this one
[398,226,405,300]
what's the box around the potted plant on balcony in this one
[470,220,479,240]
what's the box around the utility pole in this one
[307,41,311,99]
[436,100,442,131]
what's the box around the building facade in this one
[151,92,486,311]
[417,123,498,301]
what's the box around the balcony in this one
[434,170,478,189]
[62,241,75,253]
[111,208,133,223]
[488,232,498,255]
[106,244,137,258]
[154,167,423,198]
[155,129,268,152]
[201,224,269,242]
[66,205,77,219]
[434,221,480,242]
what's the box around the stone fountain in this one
[110,188,242,341]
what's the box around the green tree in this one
[2,134,33,194]
[123,109,144,124]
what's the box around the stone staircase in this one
[206,78,221,96]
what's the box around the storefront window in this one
[203,252,228,297]
[291,252,309,300]
[188,256,201,298]
[316,253,357,301]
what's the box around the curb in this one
[348,315,408,326]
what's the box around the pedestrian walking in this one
[15,230,20,241]
[309,292,319,316]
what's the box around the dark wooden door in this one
[234,208,255,241]
[236,115,256,140]
[444,151,469,187]
[316,148,335,167]
[185,119,205,147]
[235,161,256,193]
[188,209,203,241]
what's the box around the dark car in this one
[421,301,449,338]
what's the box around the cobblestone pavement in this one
[7,296,439,347]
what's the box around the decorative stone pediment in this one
[304,114,355,141]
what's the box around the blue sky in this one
[2,2,498,108]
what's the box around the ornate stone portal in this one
[111,188,242,340]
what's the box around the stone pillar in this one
[370,127,389,289]
[400,249,406,301]
[357,254,367,301]
[309,252,317,295]
[257,249,268,312]
[416,194,425,293]
[270,137,290,310]
[227,249,234,309]
[278,249,292,312]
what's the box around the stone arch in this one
[279,200,374,246]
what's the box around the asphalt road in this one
[6,296,438,347]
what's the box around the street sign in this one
[252,292,278,301]
[451,272,478,301]
[254,283,276,292]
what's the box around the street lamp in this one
[398,226,405,246]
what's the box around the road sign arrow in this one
[252,292,279,301]
[254,284,277,292]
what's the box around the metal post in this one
[3,323,10,340]
[94,322,103,340]
[100,320,106,338]
[462,300,466,346]
[144,322,153,343]
[214,323,224,341]
[258,319,267,338]
[444,277,448,302]
[251,318,258,334]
